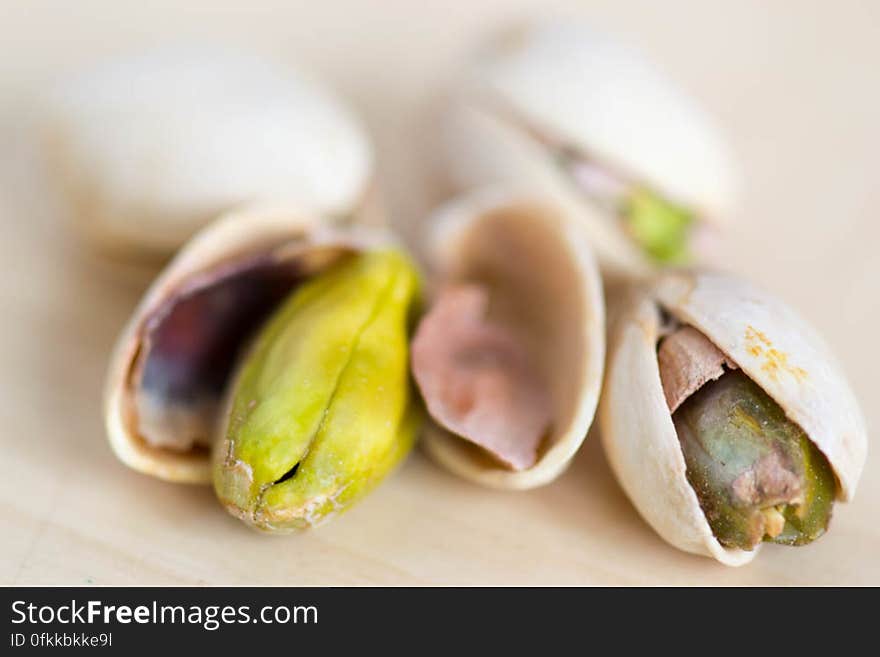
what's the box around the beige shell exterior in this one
[420,188,605,489]
[44,47,373,256]
[600,271,867,565]
[439,21,738,276]
[104,205,389,484]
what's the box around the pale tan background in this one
[1,0,877,584]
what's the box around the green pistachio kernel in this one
[674,370,836,550]
[623,188,694,264]
[213,250,422,532]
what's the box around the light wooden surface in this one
[1,0,878,585]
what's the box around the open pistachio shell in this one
[44,48,373,256]
[418,188,605,489]
[439,21,737,276]
[599,271,867,565]
[104,205,390,483]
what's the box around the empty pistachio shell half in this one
[104,205,392,484]
[412,188,605,489]
[43,47,373,256]
[214,251,421,532]
[438,21,737,276]
[599,271,867,565]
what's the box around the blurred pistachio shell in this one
[104,204,393,484]
[599,271,867,565]
[418,187,605,489]
[438,21,738,277]
[213,251,421,532]
[43,47,373,257]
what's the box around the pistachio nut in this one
[104,205,392,483]
[412,188,605,490]
[674,368,835,550]
[599,270,867,565]
[43,48,374,257]
[438,21,737,277]
[213,250,421,532]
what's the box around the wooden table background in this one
[1,0,878,585]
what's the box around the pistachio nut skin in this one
[674,370,836,550]
[213,250,421,532]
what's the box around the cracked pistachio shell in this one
[599,271,867,565]
[419,187,605,489]
[43,47,374,256]
[438,21,737,276]
[213,251,421,532]
[104,205,390,484]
